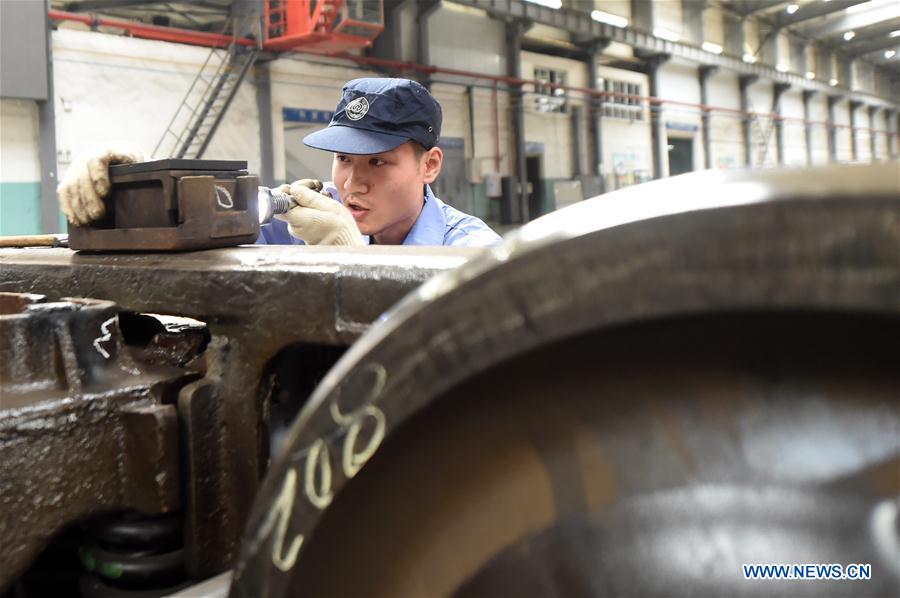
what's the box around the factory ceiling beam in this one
[795,3,899,39]
[447,0,899,107]
[64,0,173,11]
[731,0,789,16]
[771,0,870,29]
[839,18,900,53]
[843,34,900,57]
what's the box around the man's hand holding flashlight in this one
[274,179,364,246]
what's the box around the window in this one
[598,78,644,121]
[534,67,567,113]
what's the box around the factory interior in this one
[1,0,899,596]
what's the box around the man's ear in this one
[422,146,443,185]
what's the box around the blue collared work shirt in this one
[256,183,501,247]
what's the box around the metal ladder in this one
[153,30,259,159]
[750,107,776,166]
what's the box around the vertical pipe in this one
[571,106,584,177]
[507,20,528,222]
[867,106,877,162]
[646,55,668,179]
[255,61,274,185]
[492,82,500,172]
[849,100,860,162]
[584,41,608,178]
[699,66,717,169]
[802,90,814,166]
[39,0,59,233]
[739,75,757,168]
[467,85,477,163]
[827,95,838,163]
[890,111,898,159]
[773,83,789,166]
[587,80,601,177]
[467,85,477,215]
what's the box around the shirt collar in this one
[401,185,445,245]
[325,183,445,246]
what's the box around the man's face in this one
[332,141,442,240]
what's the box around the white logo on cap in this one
[345,97,369,121]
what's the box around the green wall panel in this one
[0,181,40,235]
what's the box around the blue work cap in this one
[303,78,442,155]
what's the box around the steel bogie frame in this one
[0,294,188,590]
[0,246,475,581]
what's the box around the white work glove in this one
[275,179,364,246]
[57,142,146,226]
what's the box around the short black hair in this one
[410,140,428,160]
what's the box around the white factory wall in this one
[853,103,871,163]
[657,59,704,175]
[809,93,831,165]
[51,27,260,176]
[746,81,777,167]
[744,19,761,60]
[654,1,682,36]
[874,110,890,159]
[0,99,43,234]
[521,51,588,179]
[833,99,853,162]
[596,65,653,188]
[781,90,806,166]
[705,71,744,169]
[267,56,375,184]
[427,3,507,77]
[703,5,725,46]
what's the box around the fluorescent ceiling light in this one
[843,31,856,40]
[829,78,839,86]
[743,53,757,63]
[891,30,900,38]
[590,10,628,27]
[702,41,723,54]
[885,49,897,58]
[524,0,561,8]
[805,71,816,79]
[776,63,790,72]
[653,27,681,42]
[786,4,799,14]
[846,0,892,13]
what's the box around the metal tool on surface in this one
[0,234,68,248]
[67,159,260,252]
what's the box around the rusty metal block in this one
[67,159,260,252]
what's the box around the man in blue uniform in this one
[57,78,500,248]
[258,78,500,248]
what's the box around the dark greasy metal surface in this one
[0,245,476,577]
[0,246,475,347]
[229,163,900,597]
[291,315,900,597]
[0,294,188,590]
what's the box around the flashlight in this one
[257,180,327,225]
[257,186,294,225]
